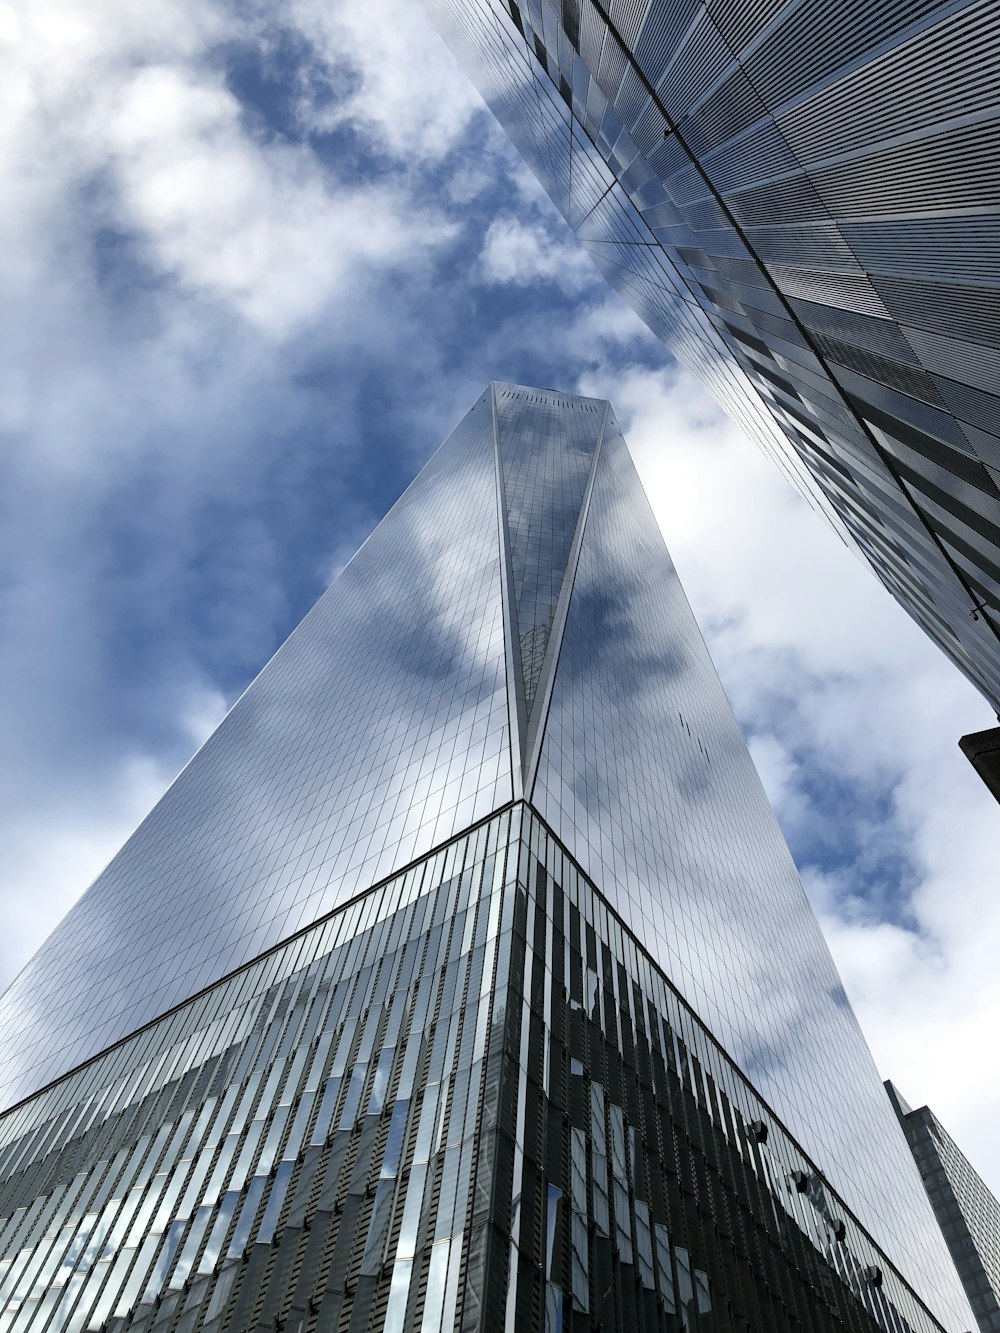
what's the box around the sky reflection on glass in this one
[0,383,972,1326]
[0,390,511,1106]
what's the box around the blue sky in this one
[3,0,1000,1187]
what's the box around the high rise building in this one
[424,0,1000,713]
[0,385,974,1331]
[887,1082,1000,1333]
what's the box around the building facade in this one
[887,1082,1000,1333]
[425,0,1000,713]
[0,386,974,1330]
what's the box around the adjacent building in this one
[425,0,1000,713]
[887,1083,1000,1333]
[0,386,974,1330]
[958,726,1000,807]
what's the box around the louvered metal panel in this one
[426,0,1000,717]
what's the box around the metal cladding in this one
[887,1082,1000,1333]
[0,809,967,1333]
[425,0,1000,709]
[0,387,975,1329]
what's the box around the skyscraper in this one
[887,1082,1000,1333]
[0,386,973,1330]
[424,0,1000,713]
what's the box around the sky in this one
[2,0,999,1201]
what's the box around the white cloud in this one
[178,681,229,746]
[481,214,596,293]
[284,0,485,161]
[0,752,175,987]
[747,731,805,822]
[107,61,458,335]
[0,678,222,987]
[3,0,466,345]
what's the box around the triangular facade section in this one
[490,382,607,786]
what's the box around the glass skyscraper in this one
[425,0,1000,713]
[887,1082,1000,1333]
[0,386,974,1330]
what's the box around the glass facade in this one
[0,385,974,1328]
[495,384,606,719]
[0,809,969,1333]
[887,1083,1000,1333]
[531,411,939,1276]
[0,391,513,1108]
[425,0,1000,712]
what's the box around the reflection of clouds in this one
[531,422,963,1319]
[0,395,512,1109]
[0,815,498,1329]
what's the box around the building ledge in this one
[959,725,1000,805]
